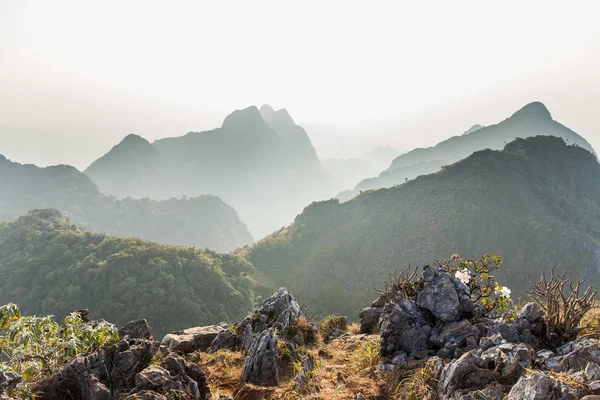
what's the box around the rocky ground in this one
[3,265,600,399]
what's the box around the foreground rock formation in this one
[3,276,600,399]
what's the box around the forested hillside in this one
[339,102,596,201]
[0,210,257,336]
[0,155,253,251]
[245,136,600,317]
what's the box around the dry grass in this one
[348,322,361,335]
[350,340,380,372]
[318,315,348,336]
[547,370,590,393]
[194,333,384,400]
[392,362,438,400]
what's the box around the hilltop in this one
[340,102,596,201]
[0,209,257,337]
[244,136,600,317]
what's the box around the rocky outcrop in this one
[358,307,382,334]
[253,288,301,332]
[161,323,228,354]
[119,320,153,340]
[241,329,279,386]
[507,372,581,399]
[380,298,432,358]
[417,266,472,322]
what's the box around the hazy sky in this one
[1,1,599,167]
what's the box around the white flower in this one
[496,285,511,298]
[455,270,471,285]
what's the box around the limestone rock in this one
[119,320,153,340]
[380,298,431,357]
[253,288,301,332]
[437,351,494,398]
[161,323,228,354]
[417,266,468,323]
[358,307,382,334]
[507,372,580,399]
[241,328,278,386]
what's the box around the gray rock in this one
[119,320,153,340]
[437,351,494,398]
[160,355,210,399]
[161,324,227,354]
[253,287,301,332]
[0,371,21,394]
[417,267,462,323]
[507,372,580,399]
[518,302,543,322]
[556,340,600,372]
[323,328,348,344]
[134,366,186,392]
[240,328,279,386]
[586,362,600,381]
[380,298,432,357]
[240,323,253,355]
[295,353,316,393]
[209,328,239,352]
[358,307,382,334]
[429,319,480,354]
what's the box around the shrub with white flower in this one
[443,253,513,317]
[455,270,471,285]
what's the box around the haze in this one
[1,0,599,168]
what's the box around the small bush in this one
[350,340,380,371]
[0,303,119,382]
[527,269,597,348]
[393,362,438,400]
[318,315,347,336]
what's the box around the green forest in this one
[0,209,257,337]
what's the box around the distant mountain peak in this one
[272,109,296,126]
[259,104,276,120]
[118,133,152,148]
[463,124,484,135]
[510,101,552,121]
[0,154,7,163]
[222,106,268,132]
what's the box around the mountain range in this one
[338,102,596,201]
[0,155,252,252]
[244,135,600,317]
[85,105,338,238]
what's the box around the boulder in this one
[134,366,186,392]
[417,266,470,323]
[161,323,228,354]
[241,328,278,386]
[210,328,239,352]
[507,372,580,399]
[119,320,153,340]
[380,298,432,357]
[253,288,301,332]
[430,319,480,358]
[323,328,348,344]
[437,351,495,399]
[0,371,21,394]
[358,307,382,334]
[160,355,210,399]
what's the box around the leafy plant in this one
[442,253,512,317]
[0,303,119,382]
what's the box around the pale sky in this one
[1,0,599,167]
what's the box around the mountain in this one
[84,105,338,237]
[85,134,160,199]
[340,102,595,201]
[243,136,600,317]
[0,209,256,336]
[0,156,253,251]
